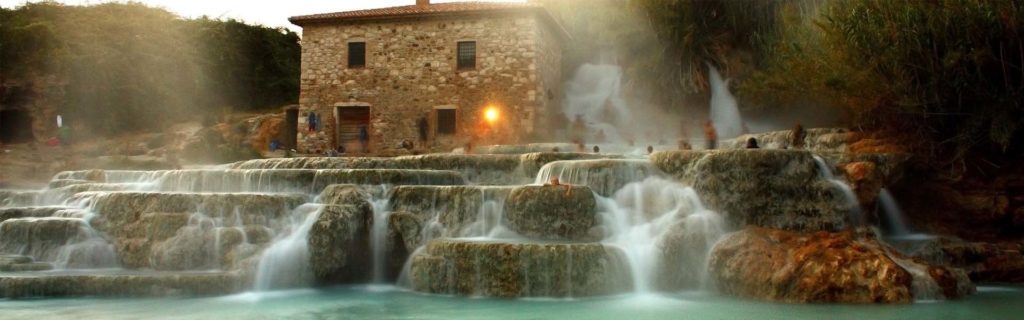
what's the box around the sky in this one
[0,0,527,32]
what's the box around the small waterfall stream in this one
[254,204,323,290]
[812,155,863,227]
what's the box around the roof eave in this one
[289,7,571,41]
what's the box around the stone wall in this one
[297,12,562,153]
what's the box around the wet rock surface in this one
[0,271,243,298]
[410,239,633,297]
[389,186,515,241]
[709,227,974,303]
[310,186,373,284]
[504,185,598,241]
[535,159,661,196]
[727,128,853,152]
[710,227,912,303]
[0,218,86,263]
[652,150,849,232]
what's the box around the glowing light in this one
[484,107,499,124]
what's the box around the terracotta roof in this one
[290,2,544,25]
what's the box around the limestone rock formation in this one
[310,185,373,284]
[652,150,850,232]
[0,272,243,298]
[534,159,662,196]
[709,227,974,303]
[503,185,598,241]
[410,239,633,297]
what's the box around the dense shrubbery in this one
[629,0,1023,173]
[0,2,299,136]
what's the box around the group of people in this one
[680,120,806,151]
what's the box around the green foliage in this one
[0,2,299,136]
[745,0,1024,171]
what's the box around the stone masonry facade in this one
[291,3,565,153]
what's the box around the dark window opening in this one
[436,109,457,135]
[0,109,35,144]
[457,41,476,70]
[348,42,366,68]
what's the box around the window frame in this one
[348,41,367,69]
[456,41,477,71]
[435,107,458,136]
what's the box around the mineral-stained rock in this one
[119,212,190,269]
[0,190,42,207]
[939,240,1024,283]
[841,161,882,205]
[709,227,914,303]
[727,128,852,152]
[56,169,465,193]
[47,179,90,189]
[0,271,243,298]
[389,185,515,239]
[534,159,662,196]
[230,153,622,185]
[651,150,849,232]
[0,218,86,263]
[309,202,372,284]
[503,185,597,241]
[81,192,307,237]
[0,206,70,223]
[654,215,726,291]
[410,239,633,297]
[317,184,371,206]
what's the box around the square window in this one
[348,42,366,68]
[436,109,457,135]
[457,41,476,70]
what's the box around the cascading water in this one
[877,188,912,237]
[370,185,393,283]
[254,203,323,290]
[597,176,725,292]
[708,64,744,139]
[812,155,863,227]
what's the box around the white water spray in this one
[708,64,744,139]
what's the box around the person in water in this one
[546,177,573,196]
[791,123,806,149]
[703,120,718,150]
[746,137,760,149]
[593,145,600,153]
[647,145,654,154]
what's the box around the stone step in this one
[230,153,620,185]
[503,185,598,241]
[55,169,465,193]
[389,185,516,240]
[0,270,243,298]
[534,159,661,196]
[409,238,633,298]
[0,218,90,263]
[0,190,43,207]
[0,206,85,223]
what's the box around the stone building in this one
[289,0,567,153]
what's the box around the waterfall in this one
[877,188,912,237]
[597,177,725,292]
[370,185,393,283]
[708,64,744,139]
[812,155,863,227]
[253,204,323,291]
